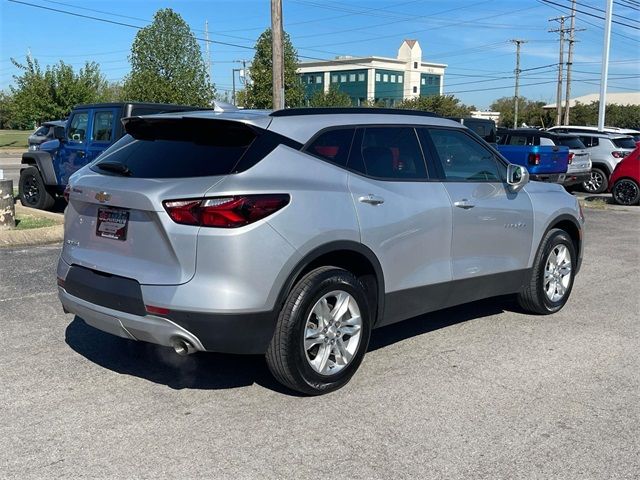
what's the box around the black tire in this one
[19,166,55,210]
[582,167,608,194]
[266,266,372,395]
[518,228,576,315]
[612,178,640,205]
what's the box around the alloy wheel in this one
[304,290,362,376]
[613,179,639,205]
[543,244,572,303]
[583,170,604,193]
[23,175,40,206]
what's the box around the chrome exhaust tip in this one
[172,338,196,356]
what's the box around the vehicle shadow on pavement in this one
[64,317,293,394]
[65,296,520,395]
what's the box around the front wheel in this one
[19,166,55,210]
[582,167,608,194]
[518,228,576,315]
[612,178,640,205]
[266,267,371,395]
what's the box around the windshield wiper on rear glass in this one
[98,161,132,176]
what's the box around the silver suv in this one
[57,108,584,395]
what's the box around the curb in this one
[0,204,64,248]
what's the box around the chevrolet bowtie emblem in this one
[95,192,111,203]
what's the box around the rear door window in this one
[579,136,598,148]
[92,110,115,142]
[348,127,428,180]
[557,137,586,149]
[612,137,637,149]
[305,128,355,167]
[92,118,259,178]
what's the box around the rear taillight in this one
[568,152,574,164]
[528,153,540,165]
[612,151,625,159]
[63,184,70,202]
[163,194,290,228]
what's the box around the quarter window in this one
[305,128,355,167]
[350,127,427,180]
[93,111,114,142]
[426,128,502,182]
[67,112,89,142]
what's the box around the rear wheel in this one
[612,178,640,205]
[518,228,576,315]
[19,166,55,210]
[582,167,608,194]
[266,267,371,395]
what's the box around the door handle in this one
[358,194,385,205]
[454,199,475,209]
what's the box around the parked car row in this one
[547,125,638,194]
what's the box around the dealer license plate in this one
[96,207,129,241]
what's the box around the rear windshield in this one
[556,136,585,149]
[612,137,637,149]
[92,118,257,178]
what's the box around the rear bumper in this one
[530,172,566,184]
[57,262,279,354]
[563,171,591,186]
[59,287,278,354]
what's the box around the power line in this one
[541,0,640,29]
[7,0,257,50]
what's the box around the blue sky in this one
[1,0,638,109]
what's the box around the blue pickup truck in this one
[495,129,570,183]
[19,102,207,210]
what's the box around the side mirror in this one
[54,126,66,141]
[507,164,529,192]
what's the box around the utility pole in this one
[563,1,585,125]
[511,39,527,129]
[204,20,212,81]
[271,0,284,110]
[598,0,614,131]
[549,16,567,126]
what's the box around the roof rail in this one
[269,107,440,118]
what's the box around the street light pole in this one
[598,0,614,131]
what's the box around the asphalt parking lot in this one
[1,206,638,479]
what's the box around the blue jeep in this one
[19,102,207,210]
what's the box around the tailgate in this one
[62,173,224,285]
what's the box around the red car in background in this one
[609,146,640,205]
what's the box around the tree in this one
[308,86,352,107]
[490,96,553,128]
[123,8,214,106]
[242,28,304,109]
[7,56,109,128]
[570,101,640,129]
[397,94,472,117]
